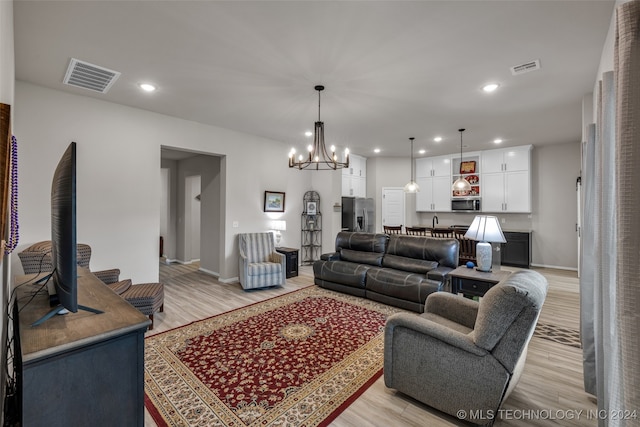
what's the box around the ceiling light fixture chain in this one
[288,85,349,171]
[403,137,420,193]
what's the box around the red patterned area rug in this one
[144,286,404,427]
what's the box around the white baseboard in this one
[165,258,200,265]
[197,267,239,284]
[530,263,578,272]
[218,276,239,284]
[198,267,219,277]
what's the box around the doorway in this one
[160,147,222,276]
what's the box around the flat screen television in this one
[51,141,78,312]
[32,142,102,326]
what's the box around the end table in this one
[449,266,511,298]
[276,247,299,278]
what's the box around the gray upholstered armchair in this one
[384,270,548,425]
[238,232,286,290]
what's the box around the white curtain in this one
[614,0,640,420]
[581,2,640,425]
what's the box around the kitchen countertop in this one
[413,225,532,233]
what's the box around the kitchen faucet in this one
[432,214,439,229]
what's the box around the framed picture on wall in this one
[460,161,476,174]
[306,201,317,215]
[264,191,285,212]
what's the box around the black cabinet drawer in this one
[457,279,494,296]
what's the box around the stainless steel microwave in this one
[451,198,481,212]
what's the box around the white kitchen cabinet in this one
[416,175,451,212]
[482,146,531,174]
[415,155,452,212]
[416,155,451,178]
[343,154,366,178]
[342,154,367,197]
[481,145,532,213]
[415,177,432,211]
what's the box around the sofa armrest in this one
[238,252,249,285]
[321,252,340,261]
[269,251,285,264]
[238,252,248,264]
[385,312,485,356]
[426,265,454,283]
[425,292,479,329]
[92,268,121,285]
[270,251,286,284]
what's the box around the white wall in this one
[310,171,343,255]
[14,81,312,283]
[531,142,581,269]
[159,166,171,257]
[184,174,201,261]
[0,1,13,106]
[367,157,415,231]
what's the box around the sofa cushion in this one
[247,261,282,276]
[313,260,371,289]
[335,231,388,253]
[366,268,441,304]
[382,254,438,274]
[340,248,384,266]
[386,234,459,269]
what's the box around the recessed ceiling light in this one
[433,136,442,142]
[139,83,156,92]
[304,131,313,137]
[494,138,503,144]
[419,149,426,154]
[483,83,500,93]
[374,148,381,153]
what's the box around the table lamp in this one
[271,220,286,246]
[464,215,506,272]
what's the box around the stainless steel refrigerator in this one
[342,197,375,233]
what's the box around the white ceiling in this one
[14,1,615,158]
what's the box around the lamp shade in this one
[464,215,506,272]
[464,215,506,243]
[272,220,287,231]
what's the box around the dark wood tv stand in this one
[13,268,150,427]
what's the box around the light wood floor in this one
[145,262,596,427]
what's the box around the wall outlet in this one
[232,221,239,228]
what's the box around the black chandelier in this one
[288,85,349,170]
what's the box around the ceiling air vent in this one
[510,59,541,76]
[63,58,121,93]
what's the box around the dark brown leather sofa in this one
[313,232,459,312]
